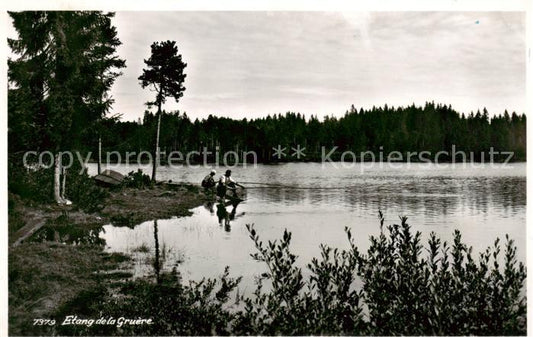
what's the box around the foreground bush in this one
[53,268,241,336]
[52,214,526,336]
[66,166,109,213]
[8,154,108,213]
[8,154,54,204]
[123,169,152,189]
[233,213,526,335]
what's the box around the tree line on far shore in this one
[65,102,526,163]
[7,11,526,169]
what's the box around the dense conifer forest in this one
[14,102,521,163]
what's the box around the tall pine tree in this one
[139,40,187,182]
[8,11,125,204]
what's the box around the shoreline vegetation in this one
[7,11,526,336]
[8,167,527,336]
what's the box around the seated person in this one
[201,170,217,192]
[216,169,245,198]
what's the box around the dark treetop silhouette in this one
[138,40,187,181]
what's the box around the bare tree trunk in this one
[152,102,162,182]
[98,135,102,175]
[61,167,67,200]
[54,153,72,205]
[54,153,63,204]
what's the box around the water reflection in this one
[97,163,526,291]
[251,176,525,218]
[31,222,105,245]
[215,201,245,232]
[154,220,161,284]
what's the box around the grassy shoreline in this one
[8,183,205,336]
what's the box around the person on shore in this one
[216,169,245,198]
[201,170,217,193]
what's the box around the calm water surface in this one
[88,162,526,291]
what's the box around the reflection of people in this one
[216,202,229,226]
[201,170,217,192]
[215,201,245,231]
[216,169,245,199]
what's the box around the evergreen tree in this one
[86,103,526,164]
[139,40,187,181]
[8,11,125,204]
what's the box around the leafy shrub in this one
[123,169,151,189]
[236,213,526,335]
[232,225,366,335]
[66,166,109,213]
[48,214,526,336]
[8,153,54,203]
[54,268,241,336]
[359,212,526,335]
[8,152,108,213]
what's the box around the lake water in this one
[88,162,526,292]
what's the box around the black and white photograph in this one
[4,2,529,336]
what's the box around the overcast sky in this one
[11,11,527,121]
